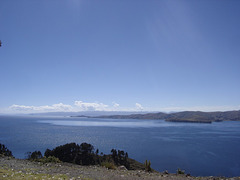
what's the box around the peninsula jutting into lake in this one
[73,110,240,123]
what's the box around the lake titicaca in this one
[1,115,240,177]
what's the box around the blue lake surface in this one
[0,115,240,177]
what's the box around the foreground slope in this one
[1,157,239,180]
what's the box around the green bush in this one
[30,142,133,170]
[0,143,13,157]
[177,168,185,174]
[38,156,61,163]
[44,142,96,165]
[26,151,43,160]
[144,160,152,172]
[101,161,116,170]
[110,149,129,169]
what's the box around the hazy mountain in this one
[92,110,240,123]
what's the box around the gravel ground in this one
[0,157,239,180]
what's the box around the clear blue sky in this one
[0,0,240,113]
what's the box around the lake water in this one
[0,115,240,177]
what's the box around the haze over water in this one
[1,1,240,178]
[1,115,240,177]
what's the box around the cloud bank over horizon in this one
[3,101,240,114]
[7,101,144,114]
[135,103,144,111]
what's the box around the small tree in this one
[144,160,152,172]
[177,168,185,174]
[0,143,13,157]
[111,149,117,163]
[95,149,99,155]
[44,148,52,157]
[27,151,43,160]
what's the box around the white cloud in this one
[10,104,35,111]
[113,102,120,108]
[9,101,110,113]
[74,101,108,111]
[7,101,239,114]
[9,103,73,112]
[135,103,144,111]
[7,100,144,113]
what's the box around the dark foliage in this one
[44,142,96,165]
[144,160,152,172]
[111,149,129,169]
[44,148,52,157]
[40,142,134,169]
[75,143,95,165]
[95,149,99,155]
[0,143,13,157]
[26,151,43,160]
[177,168,185,174]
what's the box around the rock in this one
[163,170,169,174]
[118,165,127,171]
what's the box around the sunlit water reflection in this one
[1,116,240,177]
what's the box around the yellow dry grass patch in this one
[0,168,69,180]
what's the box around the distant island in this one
[73,110,240,123]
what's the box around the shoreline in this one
[71,110,240,123]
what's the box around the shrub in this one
[26,151,43,160]
[38,156,61,163]
[177,168,185,174]
[0,143,13,157]
[101,161,116,170]
[44,142,96,165]
[110,149,129,169]
[144,160,152,172]
[48,143,80,163]
[44,148,52,157]
[41,142,133,169]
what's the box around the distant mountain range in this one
[29,110,240,123]
[89,110,240,123]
